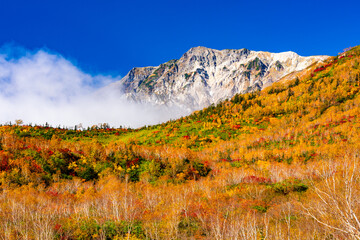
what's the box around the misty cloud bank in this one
[0,46,183,128]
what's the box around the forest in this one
[1,46,360,239]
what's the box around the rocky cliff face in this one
[107,47,328,113]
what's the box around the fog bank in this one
[0,46,184,128]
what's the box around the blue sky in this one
[0,0,359,127]
[1,0,359,76]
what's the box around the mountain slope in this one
[107,46,328,112]
[112,46,360,150]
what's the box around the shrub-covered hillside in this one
[1,46,360,239]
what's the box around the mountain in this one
[1,46,359,239]
[107,46,328,112]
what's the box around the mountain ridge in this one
[105,46,329,113]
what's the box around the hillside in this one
[0,46,360,239]
[106,46,327,112]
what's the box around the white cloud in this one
[0,47,180,128]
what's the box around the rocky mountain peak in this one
[105,47,329,114]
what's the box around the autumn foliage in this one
[1,46,360,239]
